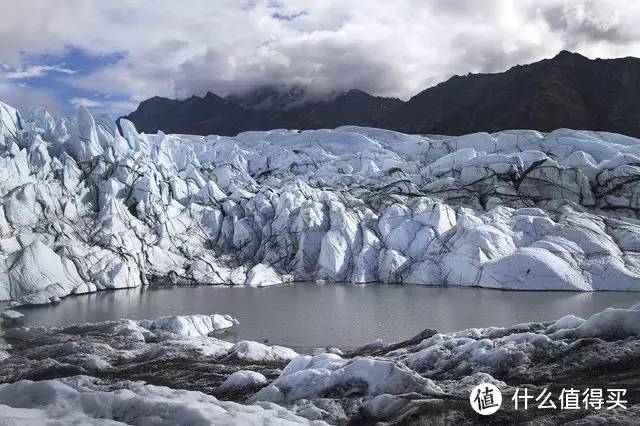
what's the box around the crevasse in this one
[0,100,639,305]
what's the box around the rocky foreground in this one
[1,100,640,307]
[1,305,639,424]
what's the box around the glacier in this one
[1,305,640,423]
[0,99,640,306]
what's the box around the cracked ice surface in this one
[1,100,640,304]
[2,306,640,423]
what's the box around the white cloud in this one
[69,97,103,108]
[69,97,137,116]
[2,0,640,104]
[6,64,76,79]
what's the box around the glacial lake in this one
[2,284,638,350]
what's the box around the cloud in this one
[2,0,640,111]
[6,64,76,79]
[0,80,63,115]
[69,96,137,116]
[542,2,640,47]
[271,10,307,21]
[69,97,104,108]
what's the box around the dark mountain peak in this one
[441,73,466,84]
[123,84,404,136]
[123,52,640,138]
[384,52,640,137]
[332,88,403,106]
[342,88,367,97]
[139,95,168,105]
[294,89,403,128]
[226,85,309,110]
[121,89,246,136]
[201,91,229,103]
[547,50,590,67]
[553,49,586,60]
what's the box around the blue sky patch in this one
[3,47,132,117]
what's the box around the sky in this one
[1,0,640,117]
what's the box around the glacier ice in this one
[0,100,640,304]
[2,305,640,423]
[138,313,238,336]
[220,370,268,392]
[250,353,443,404]
[226,340,299,362]
[0,376,322,425]
[0,309,23,321]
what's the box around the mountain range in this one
[122,51,640,137]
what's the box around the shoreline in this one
[1,304,639,423]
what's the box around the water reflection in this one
[1,284,636,349]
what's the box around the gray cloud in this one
[543,1,640,48]
[0,80,63,115]
[2,0,640,115]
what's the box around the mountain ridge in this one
[122,51,640,137]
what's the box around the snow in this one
[0,99,639,304]
[0,376,322,425]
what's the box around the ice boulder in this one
[139,314,239,336]
[549,308,640,340]
[0,309,24,321]
[477,247,592,290]
[0,240,85,302]
[227,341,299,362]
[219,370,268,392]
[245,263,284,287]
[252,353,442,404]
